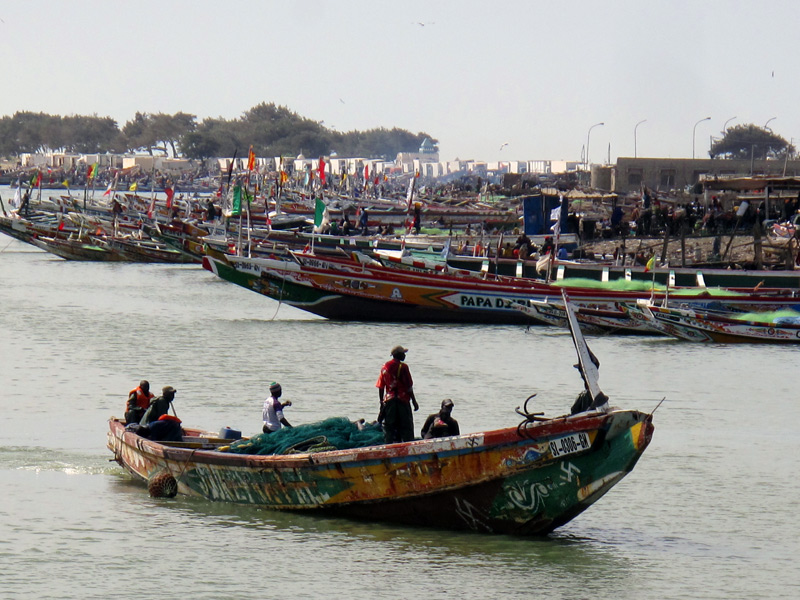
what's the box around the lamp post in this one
[586,122,604,170]
[722,116,736,134]
[634,119,647,158]
[765,117,776,132]
[692,117,711,159]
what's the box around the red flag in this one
[318,157,326,185]
[247,146,255,171]
[58,220,65,231]
[364,164,369,179]
[165,187,175,209]
[35,172,42,187]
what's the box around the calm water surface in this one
[1,226,799,599]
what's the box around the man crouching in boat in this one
[263,382,293,434]
[140,386,177,427]
[376,345,419,444]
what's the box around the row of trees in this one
[708,124,794,160]
[0,103,437,161]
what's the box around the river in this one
[1,205,798,599]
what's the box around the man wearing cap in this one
[376,345,419,443]
[421,399,460,439]
[140,386,177,427]
[263,382,293,433]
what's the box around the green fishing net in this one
[224,417,384,455]
[554,277,743,296]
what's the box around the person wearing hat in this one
[263,382,292,434]
[125,379,155,424]
[376,345,419,443]
[420,399,460,439]
[140,386,177,427]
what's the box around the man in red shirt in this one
[376,345,419,443]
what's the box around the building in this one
[609,156,800,194]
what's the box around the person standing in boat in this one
[125,380,155,424]
[421,399,460,439]
[376,345,419,443]
[262,382,292,434]
[140,386,177,427]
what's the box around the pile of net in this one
[223,417,384,455]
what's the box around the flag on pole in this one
[103,181,113,197]
[29,172,38,187]
[129,182,138,191]
[35,172,42,187]
[147,195,156,219]
[405,176,416,210]
[318,157,326,185]
[314,197,326,227]
[165,186,175,209]
[232,185,242,216]
[645,254,655,272]
[62,179,70,189]
[247,146,256,171]
[88,163,98,180]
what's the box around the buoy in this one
[148,471,178,498]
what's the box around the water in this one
[2,226,800,599]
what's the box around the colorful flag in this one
[232,185,242,216]
[103,181,113,197]
[645,255,655,272]
[165,187,175,209]
[35,172,42,187]
[280,171,289,184]
[29,171,38,187]
[314,197,325,227]
[88,163,98,180]
[364,164,369,180]
[318,157,326,185]
[62,179,70,189]
[147,195,156,219]
[247,146,256,171]
[129,182,138,191]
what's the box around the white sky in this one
[1,0,796,163]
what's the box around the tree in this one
[709,124,794,160]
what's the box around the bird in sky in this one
[339,98,345,104]
[413,21,434,26]
[499,142,509,151]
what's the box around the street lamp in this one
[692,117,711,159]
[634,119,647,158]
[586,122,604,170]
[722,116,737,134]
[765,116,776,132]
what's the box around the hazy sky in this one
[2,0,796,163]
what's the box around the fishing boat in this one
[107,300,655,536]
[625,300,800,343]
[201,249,800,324]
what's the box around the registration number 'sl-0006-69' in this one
[549,432,591,458]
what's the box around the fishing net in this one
[223,417,384,455]
[554,277,744,296]
[733,309,800,323]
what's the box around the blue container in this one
[219,427,242,440]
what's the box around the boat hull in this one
[108,409,653,536]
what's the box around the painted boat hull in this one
[627,301,800,343]
[108,409,653,536]
[202,251,800,324]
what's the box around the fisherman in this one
[421,399,460,439]
[206,199,218,221]
[140,386,177,427]
[262,382,293,433]
[125,379,155,424]
[376,345,419,443]
[359,208,369,235]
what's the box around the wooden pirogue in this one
[108,407,652,536]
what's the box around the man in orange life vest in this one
[125,380,155,424]
[376,345,419,443]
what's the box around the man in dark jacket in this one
[140,386,176,427]
[421,399,460,439]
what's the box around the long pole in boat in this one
[401,174,416,252]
